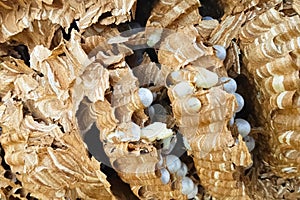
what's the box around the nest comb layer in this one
[91,63,192,199]
[0,0,137,43]
[161,31,253,199]
[0,57,113,199]
[239,7,300,178]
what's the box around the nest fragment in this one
[0,0,300,199]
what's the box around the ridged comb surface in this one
[239,8,300,178]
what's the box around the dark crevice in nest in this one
[25,194,39,200]
[199,0,224,20]
[0,143,11,171]
[98,12,113,22]
[1,42,30,66]
[235,74,255,121]
[101,163,139,200]
[135,0,158,26]
[233,70,270,198]
[120,22,145,68]
[121,0,159,67]
[61,20,79,41]
[83,124,139,200]
[84,124,111,166]
[12,44,30,66]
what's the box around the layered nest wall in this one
[0,0,299,200]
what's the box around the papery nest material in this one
[239,7,300,178]
[0,94,114,200]
[162,27,253,198]
[168,81,253,199]
[0,29,116,199]
[0,0,137,43]
[146,0,201,29]
[1,0,300,199]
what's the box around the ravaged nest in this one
[0,0,299,199]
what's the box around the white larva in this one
[195,68,219,88]
[235,138,239,145]
[182,136,192,150]
[166,71,181,86]
[229,116,235,126]
[157,154,164,168]
[148,106,155,119]
[220,77,237,93]
[176,163,188,177]
[152,92,157,101]
[186,97,202,113]
[235,118,251,138]
[148,104,167,123]
[244,135,255,152]
[181,177,194,195]
[140,122,173,142]
[160,135,177,155]
[233,93,244,113]
[138,88,153,107]
[130,122,142,141]
[171,71,181,80]
[213,44,227,60]
[202,16,214,20]
[165,155,181,173]
[160,168,170,184]
[173,81,194,98]
[147,28,163,47]
[151,104,167,115]
[187,185,198,199]
[107,122,141,142]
